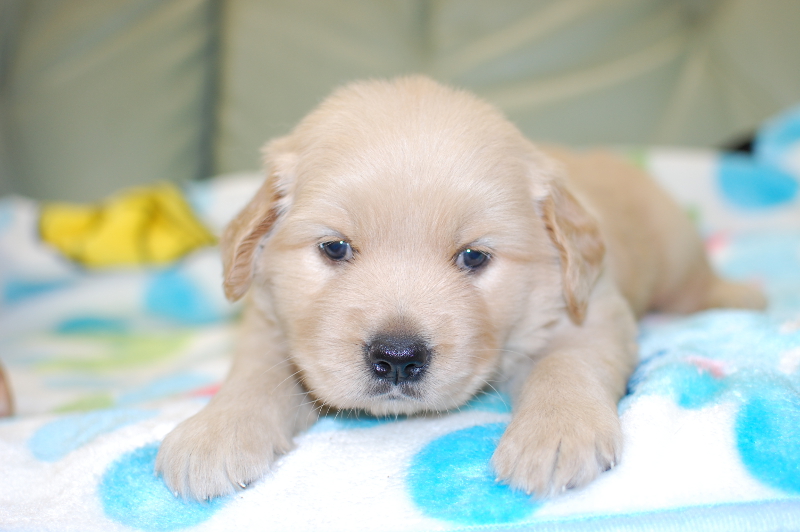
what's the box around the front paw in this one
[156,406,293,501]
[491,400,621,497]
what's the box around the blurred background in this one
[0,0,798,202]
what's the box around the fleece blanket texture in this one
[1,107,800,531]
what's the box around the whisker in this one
[292,396,321,428]
[255,357,292,379]
[273,369,305,392]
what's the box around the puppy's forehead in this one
[291,77,528,180]
[286,79,538,246]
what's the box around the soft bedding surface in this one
[1,109,799,531]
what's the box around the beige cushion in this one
[3,0,799,199]
[1,0,216,201]
[216,0,800,173]
[215,0,422,172]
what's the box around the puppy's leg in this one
[156,307,316,500]
[657,253,767,313]
[493,283,637,496]
[702,277,767,310]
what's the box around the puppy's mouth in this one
[368,381,424,400]
[358,380,432,417]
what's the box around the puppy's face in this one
[222,78,600,415]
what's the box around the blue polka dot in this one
[57,316,128,335]
[736,384,800,493]
[756,105,800,169]
[145,269,220,324]
[718,153,798,210]
[3,278,71,304]
[407,423,538,525]
[675,366,727,409]
[100,443,226,531]
[29,408,156,462]
[635,363,727,409]
[308,410,403,433]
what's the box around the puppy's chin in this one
[359,395,433,417]
[353,393,469,417]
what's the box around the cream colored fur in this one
[156,76,765,500]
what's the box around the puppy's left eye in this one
[456,248,490,271]
[320,240,353,262]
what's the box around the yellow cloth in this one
[40,183,216,267]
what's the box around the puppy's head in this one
[221,76,604,415]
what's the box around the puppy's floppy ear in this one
[534,158,605,325]
[221,137,297,301]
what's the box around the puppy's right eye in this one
[319,240,353,262]
[456,248,490,271]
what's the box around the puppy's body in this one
[156,76,764,500]
[541,146,764,317]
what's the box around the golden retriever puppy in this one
[156,76,765,500]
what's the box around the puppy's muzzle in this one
[366,335,430,384]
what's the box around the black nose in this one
[366,335,430,384]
